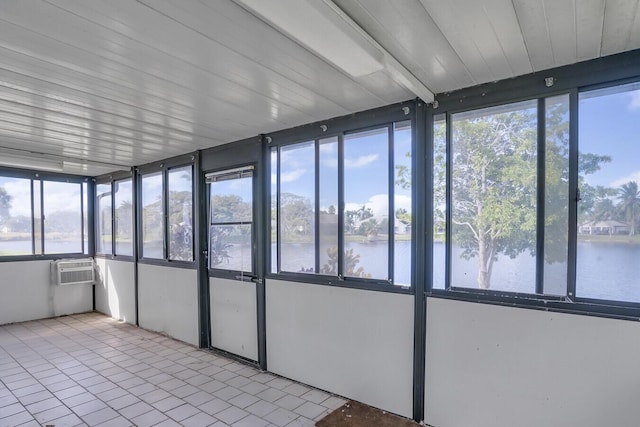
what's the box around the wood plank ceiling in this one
[0,0,638,175]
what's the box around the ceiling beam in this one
[233,0,434,102]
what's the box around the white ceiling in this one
[0,0,638,175]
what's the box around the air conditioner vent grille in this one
[52,258,95,286]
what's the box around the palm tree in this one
[0,187,11,223]
[618,181,640,236]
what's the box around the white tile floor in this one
[0,313,346,426]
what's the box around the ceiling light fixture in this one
[0,147,130,174]
[234,0,434,102]
[0,152,64,173]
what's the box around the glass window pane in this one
[141,173,163,259]
[0,176,33,256]
[344,127,389,280]
[577,82,640,302]
[210,225,252,271]
[270,148,278,273]
[168,166,193,261]
[433,114,446,289]
[96,183,112,254]
[44,181,82,254]
[319,137,338,275]
[544,95,570,295]
[34,181,42,255]
[210,172,253,272]
[211,177,252,223]
[394,121,412,287]
[451,100,538,292]
[114,179,133,256]
[83,182,88,255]
[279,142,315,273]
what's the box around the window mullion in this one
[30,180,35,255]
[445,112,452,290]
[567,89,579,301]
[39,180,44,254]
[388,125,395,284]
[337,134,345,279]
[163,169,169,260]
[315,140,320,274]
[536,98,546,294]
[276,148,282,274]
[111,181,116,257]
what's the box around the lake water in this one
[0,239,85,255]
[4,238,637,303]
[276,241,640,302]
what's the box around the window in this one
[393,121,412,286]
[114,179,133,256]
[319,137,338,275]
[344,128,389,280]
[43,181,82,254]
[136,161,194,264]
[279,141,315,273]
[577,82,640,303]
[168,166,193,261]
[141,172,163,259]
[271,119,412,287]
[432,114,446,289]
[96,183,112,255]
[543,94,570,296]
[0,177,33,256]
[0,172,86,257]
[83,182,88,255]
[450,100,538,293]
[208,168,253,272]
[436,97,570,296]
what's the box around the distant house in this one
[579,220,628,235]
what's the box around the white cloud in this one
[2,179,31,217]
[629,90,640,110]
[345,194,412,218]
[319,143,336,154]
[43,182,82,214]
[611,170,640,188]
[344,154,378,168]
[280,169,306,183]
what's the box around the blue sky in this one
[579,84,640,188]
[0,177,83,217]
[276,123,413,217]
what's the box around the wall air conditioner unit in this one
[51,258,95,286]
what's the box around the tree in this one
[396,208,411,225]
[451,107,539,289]
[449,100,609,289]
[320,247,370,278]
[357,205,373,221]
[115,200,133,238]
[618,181,640,235]
[0,187,11,224]
[280,193,313,240]
[359,218,379,238]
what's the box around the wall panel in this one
[266,279,414,418]
[425,298,640,427]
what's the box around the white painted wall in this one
[138,264,199,346]
[0,260,93,325]
[425,298,640,427]
[266,279,414,418]
[94,258,136,324]
[210,277,258,360]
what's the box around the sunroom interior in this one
[1,1,640,426]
